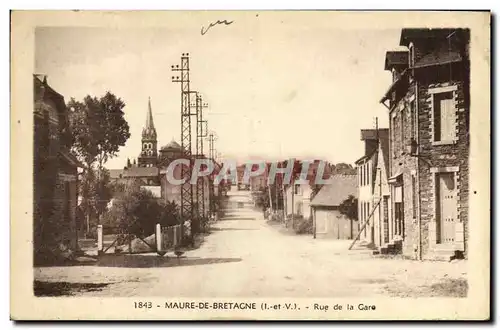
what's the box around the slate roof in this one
[311,175,357,207]
[412,50,462,69]
[399,28,459,47]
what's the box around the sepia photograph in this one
[10,10,490,320]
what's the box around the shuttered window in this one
[433,91,455,142]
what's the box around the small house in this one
[311,175,358,239]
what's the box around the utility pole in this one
[208,133,216,216]
[192,93,208,220]
[171,53,196,240]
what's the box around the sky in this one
[35,13,407,169]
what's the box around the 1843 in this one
[134,302,152,309]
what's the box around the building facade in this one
[33,75,81,264]
[355,129,389,246]
[381,28,470,260]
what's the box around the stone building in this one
[380,28,470,260]
[33,75,81,264]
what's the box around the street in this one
[34,190,467,298]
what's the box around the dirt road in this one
[34,190,467,297]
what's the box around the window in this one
[433,91,455,143]
[391,68,399,82]
[410,100,417,140]
[367,163,370,185]
[409,43,415,67]
[412,174,417,219]
[363,164,366,186]
[400,107,405,151]
[392,115,397,157]
[294,184,300,195]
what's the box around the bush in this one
[293,216,313,235]
[104,185,179,238]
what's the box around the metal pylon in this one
[193,93,209,219]
[171,53,195,239]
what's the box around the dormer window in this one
[391,68,399,82]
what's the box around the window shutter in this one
[440,95,456,141]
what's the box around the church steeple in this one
[138,97,158,168]
[142,97,157,139]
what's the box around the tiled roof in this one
[311,175,357,207]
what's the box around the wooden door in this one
[437,172,457,244]
[383,196,389,243]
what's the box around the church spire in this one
[142,97,157,139]
[146,96,155,130]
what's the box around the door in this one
[394,186,404,238]
[316,210,327,234]
[436,172,457,244]
[383,196,389,243]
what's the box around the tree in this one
[339,194,358,220]
[339,194,358,239]
[332,163,357,175]
[67,92,130,231]
[159,201,180,227]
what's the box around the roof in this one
[412,50,462,69]
[380,69,408,103]
[311,175,357,207]
[109,167,159,178]
[59,150,83,168]
[379,130,390,174]
[142,97,157,139]
[124,166,159,177]
[161,139,181,150]
[384,51,409,71]
[109,169,125,179]
[355,149,376,165]
[34,75,66,114]
[399,28,459,47]
[361,128,389,141]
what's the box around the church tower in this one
[138,97,158,167]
